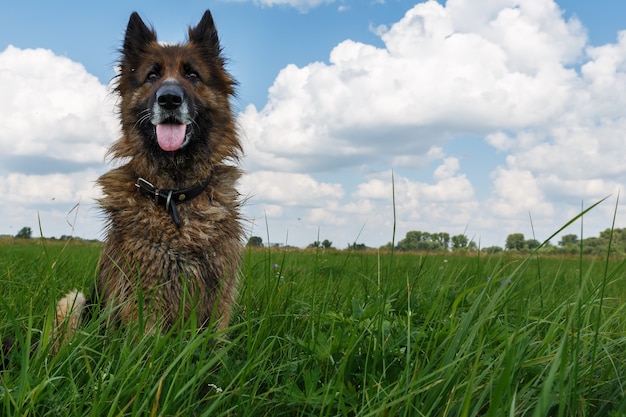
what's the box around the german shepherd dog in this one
[55,10,243,342]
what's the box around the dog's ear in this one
[188,10,222,57]
[123,12,157,58]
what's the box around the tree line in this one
[13,225,626,255]
[393,228,626,255]
[247,228,626,255]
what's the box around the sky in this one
[2,0,626,249]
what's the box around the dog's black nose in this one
[156,82,184,110]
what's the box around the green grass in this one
[1,239,626,416]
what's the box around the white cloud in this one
[355,160,475,208]
[488,168,553,218]
[0,169,101,205]
[239,0,626,248]
[0,45,114,238]
[447,0,586,68]
[0,45,116,164]
[240,171,344,207]
[308,205,349,226]
[347,161,478,240]
[240,0,587,175]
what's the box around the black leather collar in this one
[135,176,211,227]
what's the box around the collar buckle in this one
[135,175,211,228]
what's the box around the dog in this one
[55,10,243,343]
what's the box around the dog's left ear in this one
[188,10,222,57]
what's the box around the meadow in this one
[0,238,625,416]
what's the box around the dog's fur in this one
[55,10,243,342]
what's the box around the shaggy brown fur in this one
[56,10,243,338]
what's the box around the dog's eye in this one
[146,71,159,83]
[183,64,200,83]
[185,71,200,83]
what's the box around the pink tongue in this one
[156,124,186,151]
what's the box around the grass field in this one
[1,238,625,416]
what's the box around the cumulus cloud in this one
[0,169,102,205]
[286,165,480,246]
[239,0,588,173]
[4,0,626,247]
[488,168,553,218]
[354,160,476,227]
[240,0,626,247]
[0,45,116,165]
[240,171,344,207]
[0,45,115,238]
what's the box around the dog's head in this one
[113,11,240,169]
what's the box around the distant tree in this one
[598,228,626,252]
[582,236,605,255]
[451,234,469,250]
[539,228,626,254]
[525,239,541,250]
[396,232,412,251]
[247,236,263,247]
[397,230,444,251]
[396,231,422,251]
[559,234,578,247]
[379,242,394,251]
[433,232,450,250]
[483,246,503,254]
[308,240,321,249]
[15,227,32,239]
[505,233,525,250]
[321,239,333,249]
[347,242,368,251]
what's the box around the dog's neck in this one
[134,174,212,227]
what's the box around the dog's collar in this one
[135,176,211,227]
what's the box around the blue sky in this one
[2,0,626,248]
[1,1,412,109]
[2,1,624,107]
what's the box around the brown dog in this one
[56,10,243,340]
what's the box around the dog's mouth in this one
[155,120,190,152]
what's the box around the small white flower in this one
[207,383,223,393]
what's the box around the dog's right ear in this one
[123,12,157,58]
[188,10,221,56]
